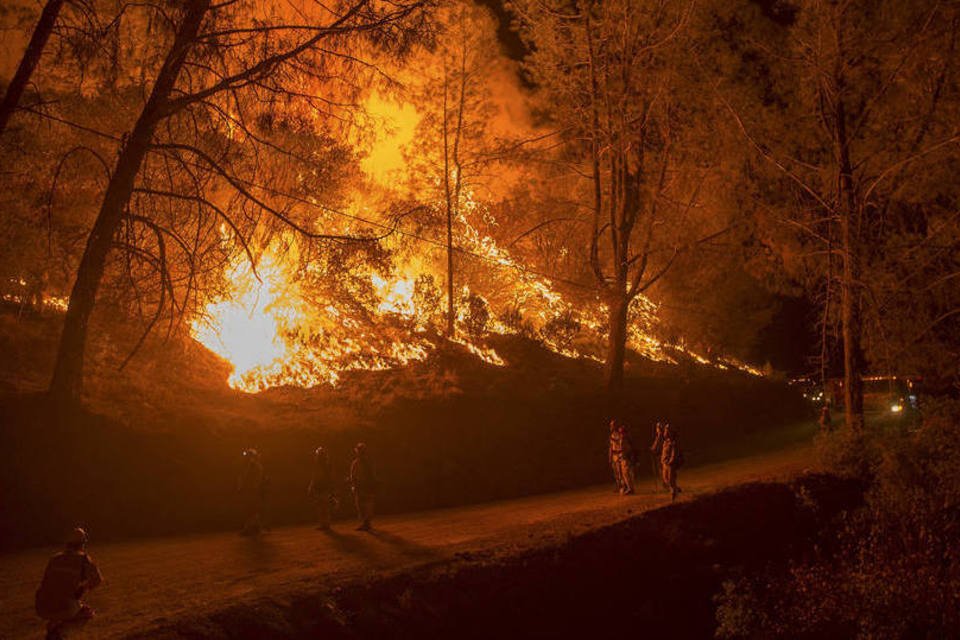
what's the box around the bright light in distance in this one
[890,404,903,413]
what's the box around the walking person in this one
[616,422,636,495]
[608,419,634,495]
[608,420,624,493]
[818,404,833,433]
[350,443,377,531]
[650,422,665,491]
[237,448,267,535]
[660,424,684,501]
[35,527,103,640]
[308,446,336,530]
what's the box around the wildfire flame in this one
[1,278,68,312]
[191,242,435,391]
[185,94,761,392]
[188,187,761,392]
[372,273,417,318]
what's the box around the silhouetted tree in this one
[513,0,721,401]
[0,0,66,136]
[717,0,960,427]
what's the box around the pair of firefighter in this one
[35,527,102,640]
[308,443,377,531]
[610,419,684,500]
[651,422,683,500]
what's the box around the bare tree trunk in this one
[820,232,832,391]
[0,0,66,136]
[835,96,865,432]
[441,72,455,337]
[448,45,467,339]
[49,0,210,405]
[606,293,629,402]
[445,195,454,336]
[840,204,865,431]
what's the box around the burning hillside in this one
[188,187,760,394]
[173,72,763,394]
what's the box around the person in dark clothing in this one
[349,443,377,531]
[608,420,624,493]
[308,446,336,530]
[650,422,665,491]
[237,448,267,535]
[661,424,684,501]
[35,527,102,640]
[819,404,833,432]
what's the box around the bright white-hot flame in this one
[192,251,301,388]
[191,241,436,392]
[372,274,417,317]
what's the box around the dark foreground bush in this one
[715,400,960,639]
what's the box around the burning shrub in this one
[412,273,442,330]
[500,304,537,339]
[463,293,490,339]
[539,309,581,352]
[715,400,960,639]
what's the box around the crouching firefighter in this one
[35,527,103,640]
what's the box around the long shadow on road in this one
[366,529,439,561]
[317,529,386,559]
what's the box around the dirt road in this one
[0,445,813,639]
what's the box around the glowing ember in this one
[1,278,69,313]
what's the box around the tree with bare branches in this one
[0,0,66,136]
[512,0,720,401]
[715,0,960,428]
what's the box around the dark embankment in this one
[128,474,863,640]
[0,308,810,550]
